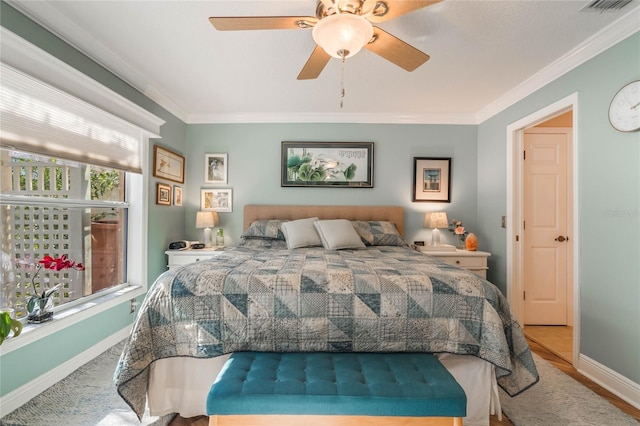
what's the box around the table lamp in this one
[425,212,449,247]
[196,211,219,248]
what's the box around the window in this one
[0,152,129,318]
[0,35,163,325]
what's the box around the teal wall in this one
[0,2,187,397]
[477,33,640,382]
[185,123,479,248]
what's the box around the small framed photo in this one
[156,183,172,206]
[153,145,185,184]
[412,157,451,202]
[173,186,183,206]
[201,188,232,212]
[205,153,228,184]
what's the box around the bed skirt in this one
[147,353,501,426]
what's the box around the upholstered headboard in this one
[243,205,405,236]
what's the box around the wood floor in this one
[524,325,573,363]
[169,336,640,426]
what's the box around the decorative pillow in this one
[241,220,287,240]
[314,219,366,250]
[281,217,322,249]
[351,220,408,247]
[239,238,288,249]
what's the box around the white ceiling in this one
[7,0,640,124]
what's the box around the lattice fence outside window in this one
[1,157,86,318]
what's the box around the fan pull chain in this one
[339,49,347,109]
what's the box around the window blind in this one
[0,63,146,173]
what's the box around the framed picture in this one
[281,141,374,188]
[205,153,228,184]
[412,157,451,202]
[173,186,183,206]
[156,183,172,206]
[153,145,185,183]
[201,188,233,212]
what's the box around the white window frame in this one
[0,28,163,353]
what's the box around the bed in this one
[114,205,538,426]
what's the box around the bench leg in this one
[210,415,464,426]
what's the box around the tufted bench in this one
[206,352,466,426]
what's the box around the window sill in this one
[0,285,144,355]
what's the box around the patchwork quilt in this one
[114,246,538,419]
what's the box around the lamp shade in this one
[196,211,219,228]
[312,13,373,59]
[424,212,448,229]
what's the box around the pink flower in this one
[454,226,465,235]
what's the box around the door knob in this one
[554,235,568,242]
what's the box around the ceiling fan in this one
[209,0,441,80]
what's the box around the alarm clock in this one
[168,240,190,250]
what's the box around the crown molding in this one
[5,0,189,123]
[475,8,640,124]
[187,112,478,125]
[7,0,639,126]
[0,27,165,136]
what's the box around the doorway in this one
[506,94,579,366]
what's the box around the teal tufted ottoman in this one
[206,352,466,426]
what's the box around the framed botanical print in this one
[173,186,183,206]
[153,145,185,184]
[412,157,451,202]
[281,141,373,188]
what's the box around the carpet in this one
[1,343,637,425]
[0,342,173,426]
[500,353,638,425]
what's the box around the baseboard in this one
[0,325,131,416]
[578,354,640,410]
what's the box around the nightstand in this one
[165,247,223,270]
[422,250,491,278]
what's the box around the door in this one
[523,127,572,325]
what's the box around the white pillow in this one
[281,217,322,249]
[314,219,366,250]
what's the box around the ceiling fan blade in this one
[297,46,332,80]
[209,16,316,31]
[364,0,442,23]
[365,27,429,72]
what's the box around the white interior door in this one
[523,127,572,325]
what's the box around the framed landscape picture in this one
[412,157,451,202]
[204,153,228,184]
[201,188,232,212]
[281,141,373,188]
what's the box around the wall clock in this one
[608,80,640,132]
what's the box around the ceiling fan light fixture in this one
[312,13,373,59]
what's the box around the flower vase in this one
[27,296,54,323]
[457,234,466,250]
